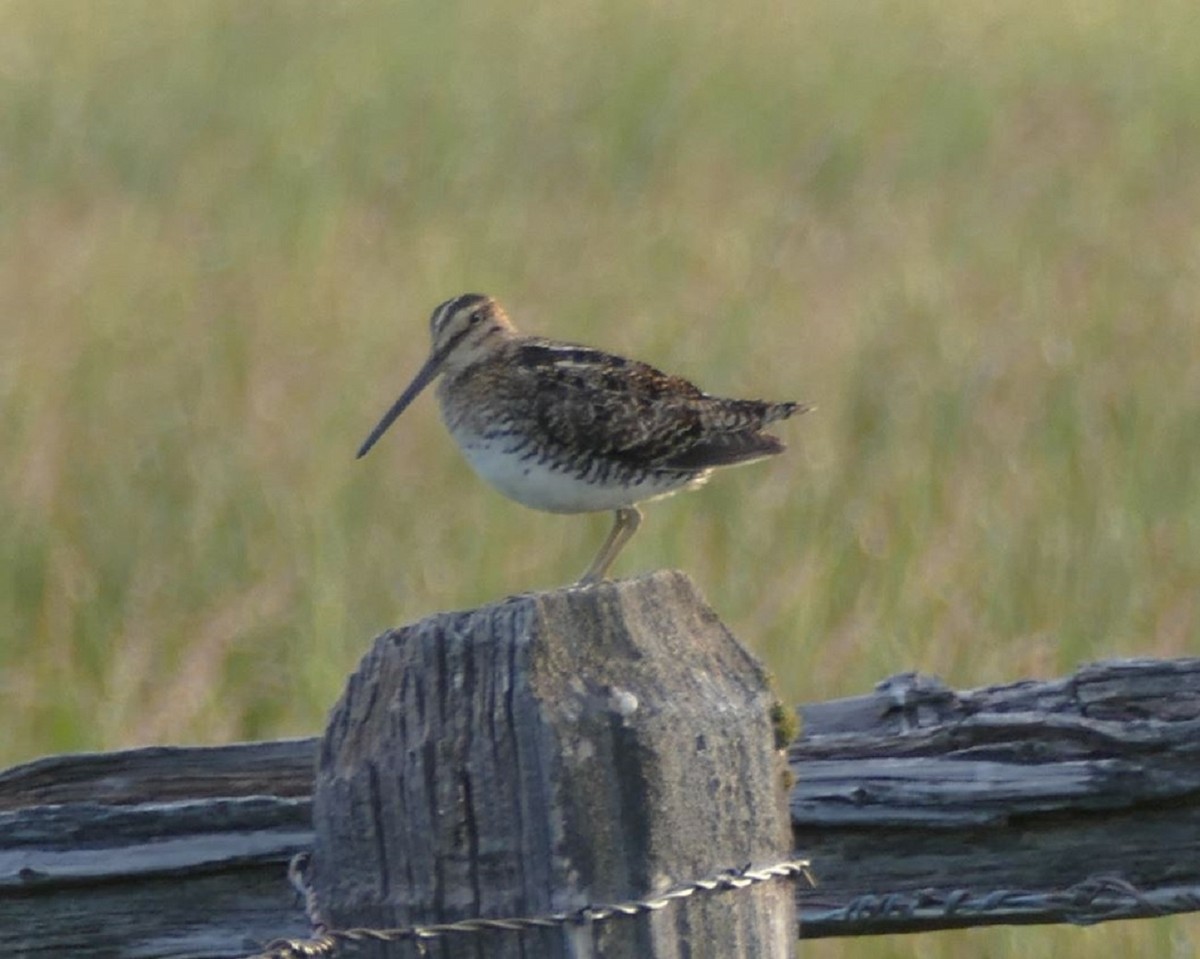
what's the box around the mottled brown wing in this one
[514,340,800,472]
[657,424,786,469]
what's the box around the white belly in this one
[454,438,707,514]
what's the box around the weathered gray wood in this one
[793,659,1200,935]
[0,786,313,956]
[311,569,796,958]
[0,642,1197,954]
[0,738,315,811]
[0,740,315,956]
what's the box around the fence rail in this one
[793,657,1200,936]
[2,572,1197,957]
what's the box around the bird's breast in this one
[433,357,710,513]
[444,428,706,514]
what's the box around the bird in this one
[357,293,809,584]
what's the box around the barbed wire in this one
[247,852,813,959]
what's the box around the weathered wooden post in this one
[310,569,797,958]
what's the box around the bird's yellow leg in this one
[577,506,643,585]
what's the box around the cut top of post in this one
[313,570,796,958]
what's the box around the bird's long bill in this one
[355,351,445,458]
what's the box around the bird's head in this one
[356,293,516,458]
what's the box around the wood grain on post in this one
[311,569,796,959]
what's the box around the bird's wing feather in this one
[511,340,795,472]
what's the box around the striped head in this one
[356,293,516,458]
[428,293,516,374]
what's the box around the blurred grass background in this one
[2,0,1198,954]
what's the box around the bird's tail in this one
[762,400,812,425]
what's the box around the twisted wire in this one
[249,853,814,959]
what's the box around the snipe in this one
[358,294,809,583]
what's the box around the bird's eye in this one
[469,311,483,324]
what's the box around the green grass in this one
[2,0,1198,953]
